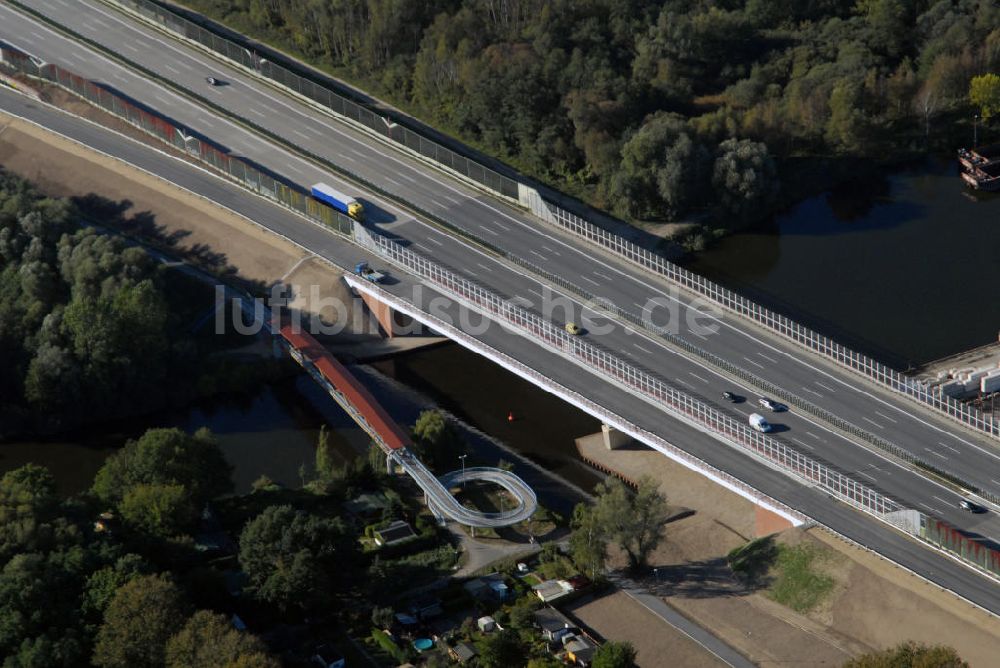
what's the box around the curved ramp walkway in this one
[278,325,537,527]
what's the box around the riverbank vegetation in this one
[0,171,285,438]
[179,0,998,244]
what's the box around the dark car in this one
[758,397,785,411]
[960,499,987,513]
[205,76,220,85]
[722,391,738,402]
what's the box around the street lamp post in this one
[975,114,979,147]
[458,454,467,490]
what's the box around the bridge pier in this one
[601,423,632,450]
[356,288,398,338]
[386,453,394,476]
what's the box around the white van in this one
[749,413,772,433]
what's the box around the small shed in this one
[477,616,497,633]
[448,642,477,664]
[374,520,417,546]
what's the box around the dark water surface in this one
[686,159,1000,367]
[1,345,599,514]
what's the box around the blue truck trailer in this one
[310,182,365,220]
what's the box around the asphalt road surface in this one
[4,1,1000,611]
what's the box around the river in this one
[0,345,597,516]
[686,158,1000,368]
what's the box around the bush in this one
[371,628,408,664]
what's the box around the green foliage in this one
[768,543,834,613]
[371,605,395,629]
[592,640,638,668]
[411,409,463,470]
[164,610,278,668]
[238,504,352,611]
[120,484,198,538]
[595,477,669,573]
[371,628,409,664]
[81,554,149,621]
[92,427,232,516]
[727,536,779,585]
[92,574,190,668]
[476,628,527,668]
[314,425,335,481]
[969,73,1000,120]
[175,0,999,237]
[569,503,609,579]
[842,642,967,668]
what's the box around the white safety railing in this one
[540,201,999,439]
[359,236,902,519]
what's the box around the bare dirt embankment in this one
[0,110,362,332]
[577,435,1000,667]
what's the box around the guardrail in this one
[533,199,1000,441]
[344,274,811,528]
[77,0,999,442]
[0,43,357,240]
[107,0,519,200]
[352,231,902,519]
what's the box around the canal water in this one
[0,345,598,516]
[686,158,1000,368]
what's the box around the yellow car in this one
[565,322,582,335]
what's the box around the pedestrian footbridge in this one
[278,325,537,528]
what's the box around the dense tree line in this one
[0,428,279,667]
[0,171,276,437]
[183,0,998,236]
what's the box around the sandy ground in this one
[0,111,372,335]
[565,590,726,668]
[577,435,1000,667]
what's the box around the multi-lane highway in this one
[4,82,1000,611]
[5,0,1000,608]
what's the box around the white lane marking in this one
[164,64,179,74]
[937,441,961,454]
[594,271,613,281]
[247,107,265,117]
[525,287,542,296]
[802,386,823,398]
[476,262,492,272]
[861,416,884,430]
[925,449,949,460]
[430,199,447,209]
[805,431,821,440]
[53,0,1000,490]
[674,377,692,388]
[918,502,937,513]
[541,245,561,256]
[581,275,599,286]
[426,237,444,246]
[634,343,653,354]
[792,437,814,451]
[742,356,765,369]
[122,42,140,52]
[688,372,709,384]
[384,177,401,187]
[815,381,837,393]
[197,116,216,128]
[341,154,356,162]
[29,31,44,40]
[856,470,877,482]
[529,250,546,260]
[874,410,898,424]
[482,227,499,236]
[399,173,417,182]
[443,195,460,204]
[292,130,310,140]
[992,479,1000,487]
[492,221,512,232]
[932,495,953,506]
[757,352,779,364]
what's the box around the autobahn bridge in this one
[278,325,537,528]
